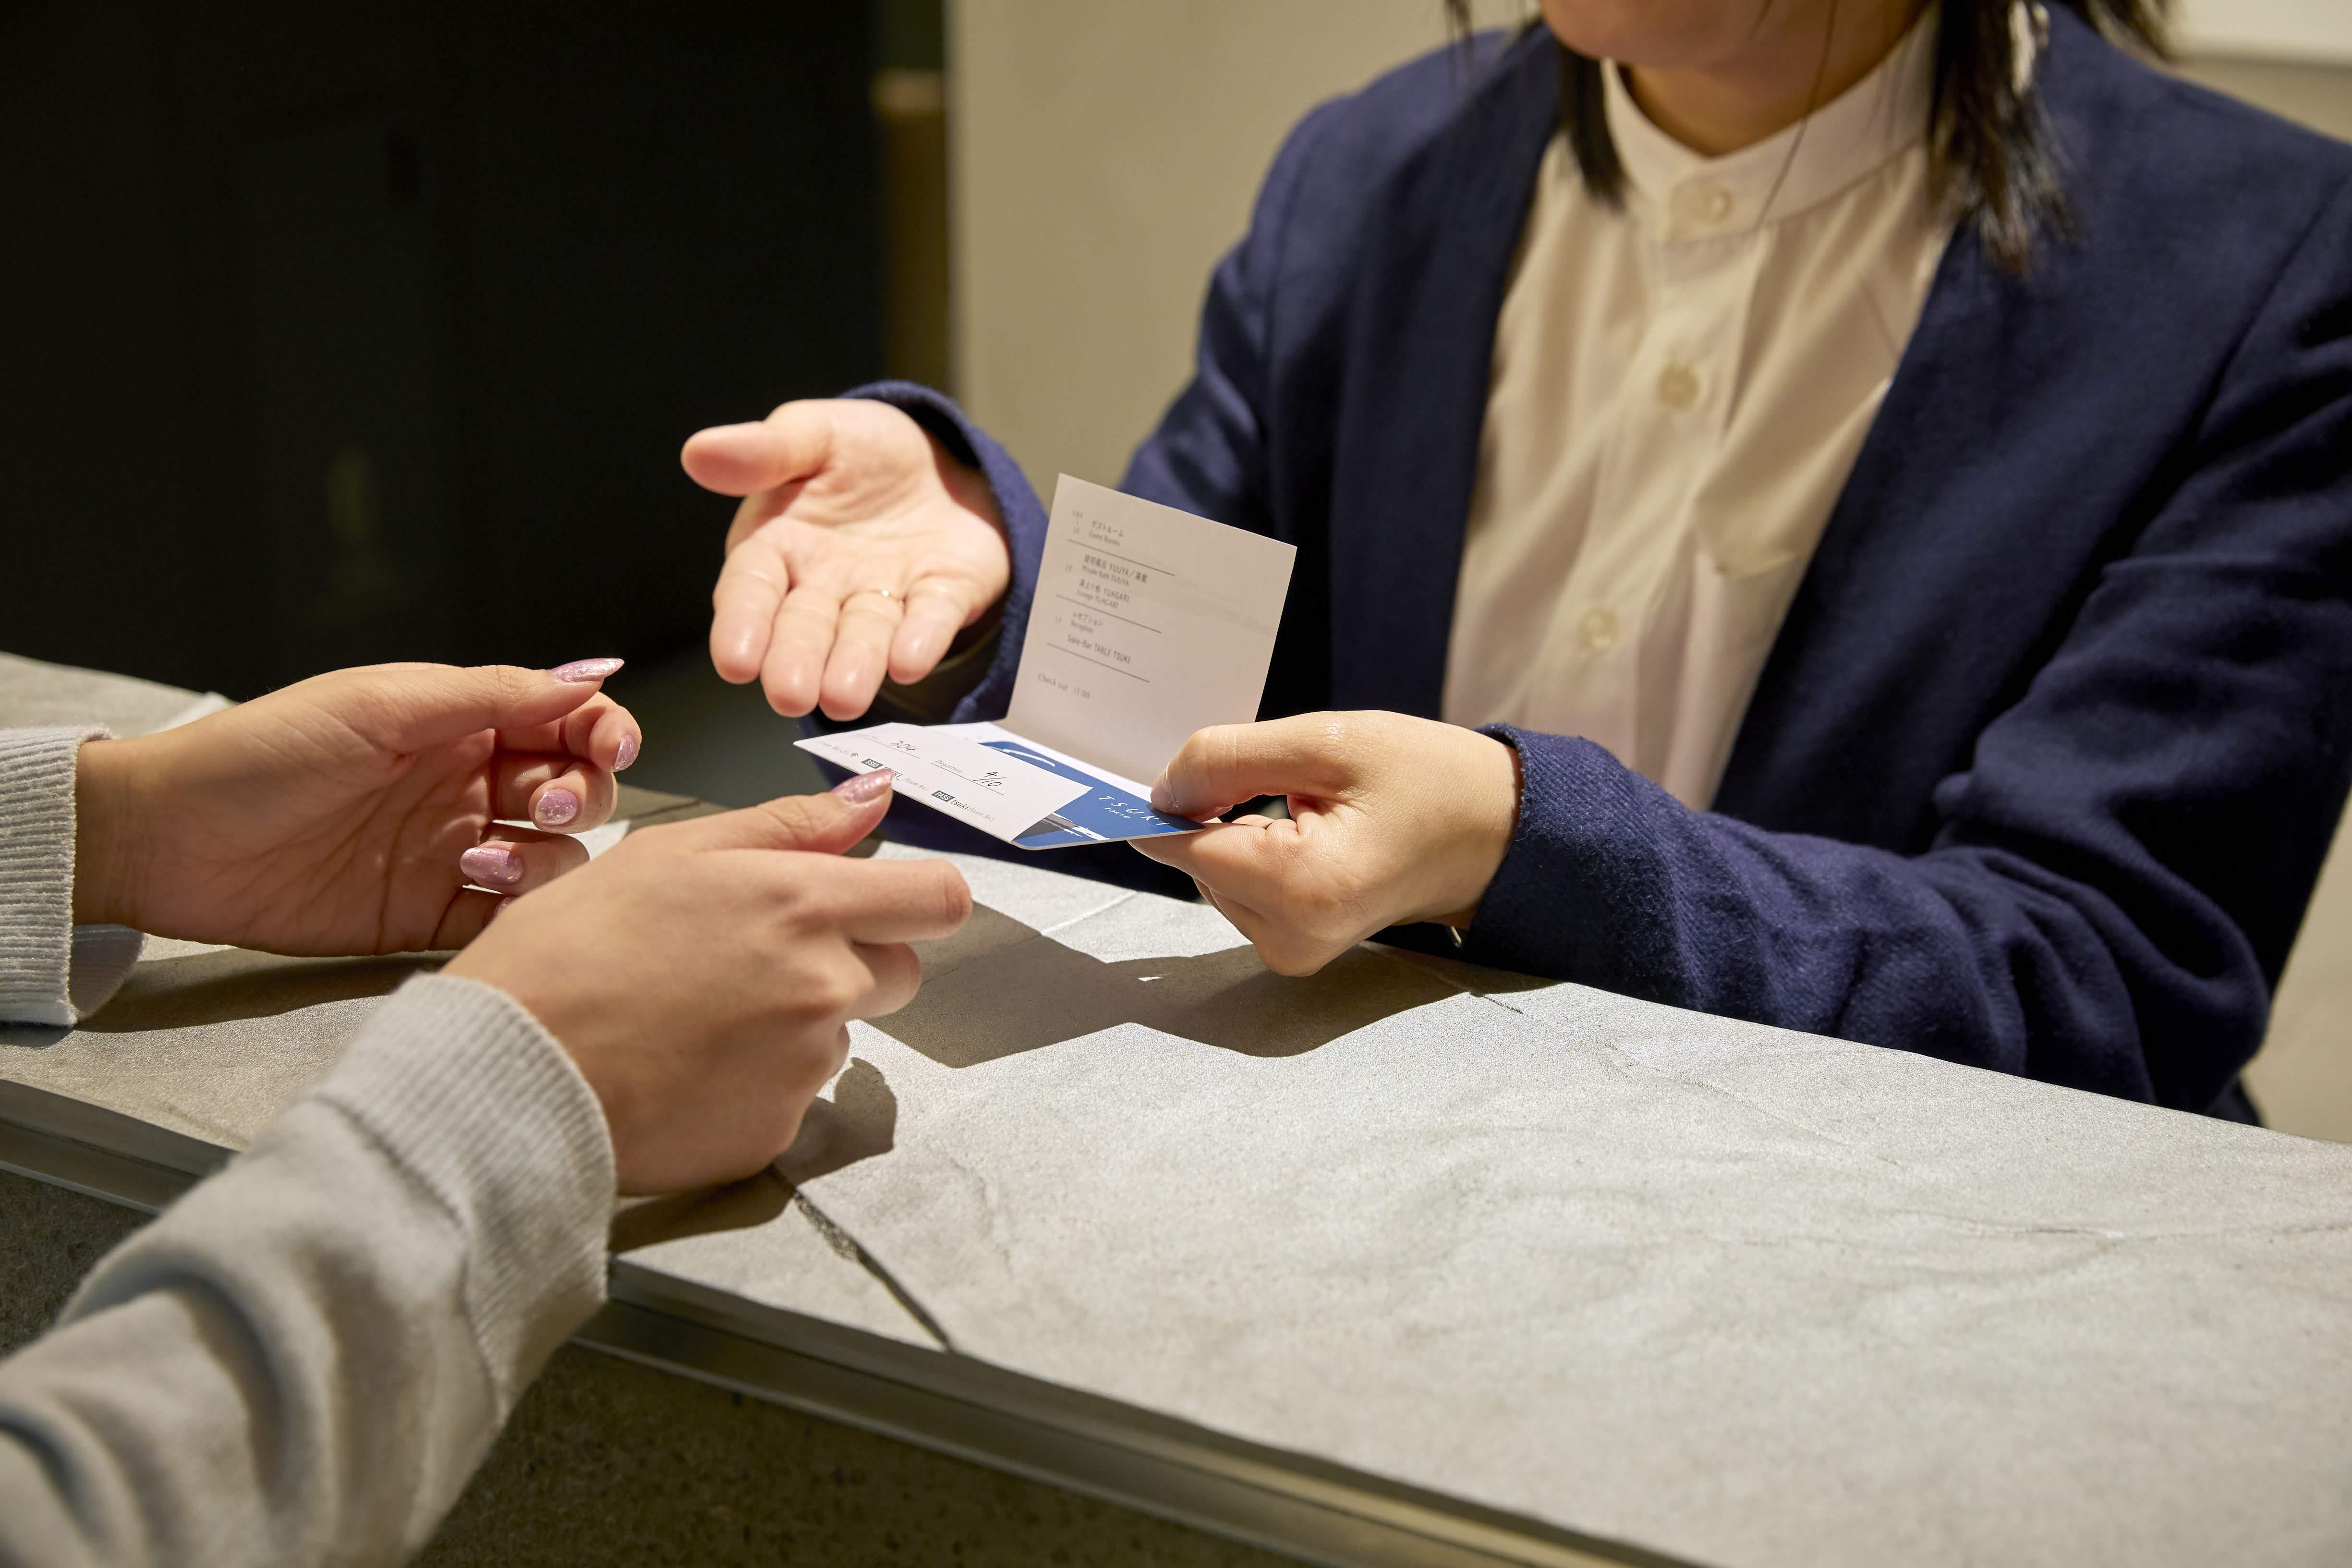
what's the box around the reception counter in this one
[4,653,2348,1568]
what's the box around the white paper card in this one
[798,476,1295,849]
[798,723,1087,840]
[1006,476,1296,790]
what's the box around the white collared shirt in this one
[1443,11,1954,808]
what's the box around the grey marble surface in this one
[7,654,2351,1567]
[0,1172,1308,1568]
[632,844,2351,1568]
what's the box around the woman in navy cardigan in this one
[680,0,2352,1119]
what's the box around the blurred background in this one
[2,0,940,698]
[3,0,2347,1129]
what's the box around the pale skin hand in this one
[1132,711,1523,977]
[449,777,972,1193]
[682,399,1011,721]
[72,662,640,955]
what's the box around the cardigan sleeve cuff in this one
[308,973,617,1409]
[1464,724,1679,983]
[0,726,144,1027]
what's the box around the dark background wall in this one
[1,0,896,697]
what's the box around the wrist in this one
[72,736,152,927]
[1431,730,1523,930]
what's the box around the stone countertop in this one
[630,844,2352,1568]
[6,652,2350,1568]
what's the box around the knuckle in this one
[1295,877,1367,946]
[756,796,828,846]
[1325,713,1364,767]
[768,865,824,921]
[1209,725,1245,789]
[1261,941,1322,978]
[810,960,864,1018]
[492,663,541,708]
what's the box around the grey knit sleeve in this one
[0,972,616,1566]
[0,725,145,1027]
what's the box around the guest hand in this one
[72,661,640,955]
[1132,712,1522,976]
[683,399,1010,721]
[448,773,971,1192]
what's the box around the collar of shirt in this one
[1601,5,1941,243]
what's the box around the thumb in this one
[671,769,896,855]
[336,661,616,753]
[680,401,836,498]
[1150,714,1360,817]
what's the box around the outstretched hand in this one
[683,399,1010,721]
[72,660,640,956]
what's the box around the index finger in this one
[781,853,974,946]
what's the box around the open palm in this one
[684,398,1011,720]
[77,663,638,956]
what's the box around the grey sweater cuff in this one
[312,973,618,1407]
[0,725,142,1027]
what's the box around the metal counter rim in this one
[0,1079,1704,1568]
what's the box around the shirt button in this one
[1580,606,1621,651]
[1673,180,1734,225]
[1657,363,1702,411]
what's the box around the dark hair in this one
[1445,2,2170,271]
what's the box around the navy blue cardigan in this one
[855,11,2352,1115]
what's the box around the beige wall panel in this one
[949,0,1521,495]
[2255,830,2352,1144]
[2172,54,2352,143]
[2177,0,2352,64]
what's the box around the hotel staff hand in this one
[683,399,1010,724]
[1132,711,1523,977]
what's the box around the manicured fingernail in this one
[614,733,640,771]
[833,768,894,805]
[459,844,524,888]
[535,787,581,827]
[549,657,624,683]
